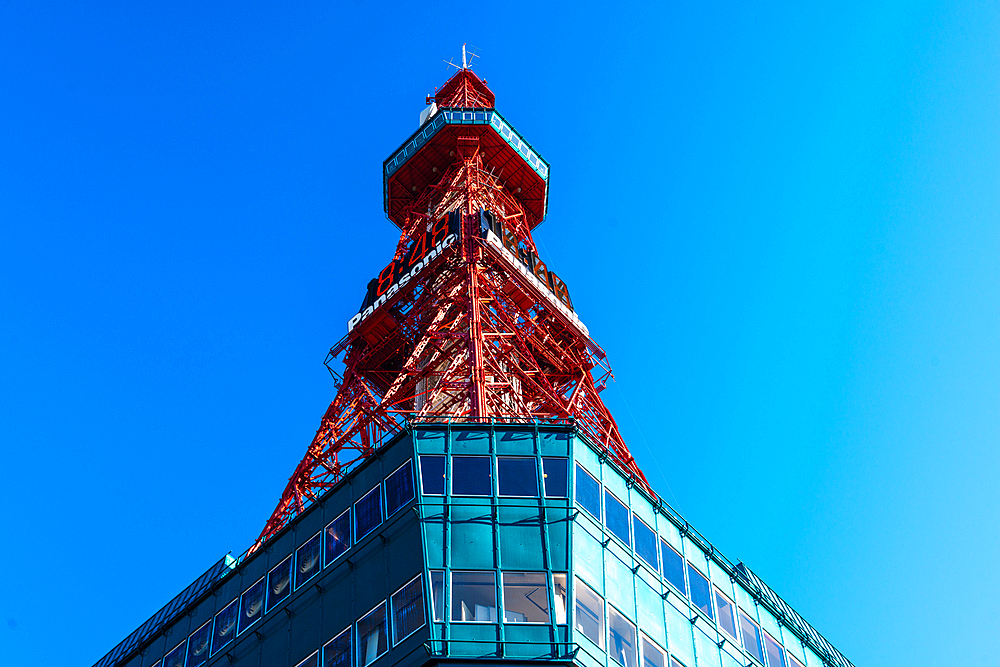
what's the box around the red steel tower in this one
[258,64,650,544]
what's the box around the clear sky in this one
[1,2,998,666]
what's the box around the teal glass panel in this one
[636,577,666,647]
[447,622,499,657]
[630,491,657,529]
[451,429,490,454]
[694,626,722,667]
[787,652,805,667]
[414,429,445,453]
[708,560,733,599]
[539,430,570,456]
[784,632,806,665]
[498,506,544,570]
[734,585,756,619]
[804,645,823,666]
[664,604,694,666]
[758,606,781,643]
[495,429,534,455]
[451,504,496,569]
[658,519,682,553]
[721,650,744,667]
[572,522,604,593]
[602,458,629,501]
[573,438,601,477]
[604,551,635,619]
[503,624,557,658]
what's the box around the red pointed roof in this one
[434,68,495,108]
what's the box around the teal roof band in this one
[384,108,549,181]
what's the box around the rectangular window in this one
[452,571,497,622]
[419,455,446,495]
[325,509,351,566]
[632,516,657,569]
[296,532,322,589]
[498,457,539,497]
[357,602,388,667]
[355,486,383,541]
[452,456,492,495]
[430,570,444,622]
[295,651,319,667]
[739,610,764,663]
[641,636,665,667]
[660,540,686,595]
[608,607,637,667]
[542,458,568,497]
[553,573,568,624]
[764,632,786,667]
[391,575,425,644]
[323,627,351,667]
[267,556,293,612]
[605,490,631,546]
[186,620,212,667]
[238,577,265,635]
[575,464,602,521]
[714,589,737,640]
[211,599,238,655]
[163,641,186,667]
[574,577,604,648]
[502,571,549,623]
[787,653,805,667]
[385,460,414,517]
[687,563,713,620]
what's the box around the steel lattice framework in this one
[258,67,650,545]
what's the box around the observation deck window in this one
[764,631,786,667]
[788,653,806,667]
[605,490,631,547]
[542,458,568,497]
[498,457,539,497]
[186,621,211,667]
[687,563,713,620]
[211,599,238,655]
[553,573,568,624]
[739,611,765,663]
[430,570,444,622]
[323,628,351,667]
[267,556,292,612]
[633,516,658,569]
[660,540,686,595]
[574,577,604,648]
[419,455,446,495]
[608,607,637,667]
[163,641,185,667]
[238,577,265,634]
[502,571,550,623]
[452,571,498,622]
[295,652,319,667]
[391,575,425,644]
[385,460,414,517]
[715,589,738,641]
[641,636,665,667]
[355,486,383,541]
[575,464,602,521]
[295,532,321,590]
[357,602,388,667]
[325,509,351,566]
[452,456,492,496]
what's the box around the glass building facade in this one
[93,424,853,667]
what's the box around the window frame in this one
[418,455,446,496]
[325,507,352,567]
[607,605,638,667]
[542,457,569,498]
[450,570,498,623]
[660,538,687,596]
[501,570,551,624]
[295,530,323,590]
[429,569,445,622]
[714,587,738,642]
[323,627,352,667]
[604,489,632,547]
[573,576,605,649]
[294,651,319,667]
[391,574,427,645]
[162,641,186,667]
[210,598,238,656]
[237,576,266,636]
[640,634,666,667]
[384,459,415,518]
[356,600,389,667]
[739,609,765,664]
[185,619,212,667]
[686,561,713,620]
[632,515,658,570]
[266,554,293,613]
[575,463,602,521]
[763,630,786,667]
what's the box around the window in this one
[553,573,568,624]
[392,575,425,644]
[608,607,637,667]
[385,460,414,517]
[296,532,322,589]
[641,636,665,667]
[574,577,604,648]
[238,577,265,634]
[186,621,212,667]
[326,509,351,566]
[687,563,713,620]
[452,571,497,621]
[498,457,539,496]
[357,602,388,667]
[633,516,657,569]
[660,540,686,595]
[715,589,737,640]
[452,457,492,495]
[787,653,805,667]
[542,458,568,497]
[163,641,186,667]
[764,632,786,667]
[267,556,293,611]
[211,599,238,655]
[670,659,686,667]
[502,572,549,623]
[575,464,601,520]
[296,652,319,667]
[605,491,631,546]
[355,486,383,541]
[419,455,446,495]
[323,628,351,667]
[739,611,764,663]
[430,570,444,621]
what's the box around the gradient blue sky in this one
[2,2,998,666]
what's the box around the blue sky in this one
[2,2,998,666]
